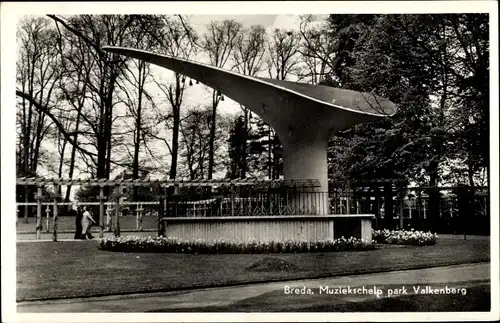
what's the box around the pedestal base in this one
[281,129,330,215]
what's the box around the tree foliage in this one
[320,14,489,187]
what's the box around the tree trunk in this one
[168,74,183,180]
[65,110,82,202]
[24,186,29,223]
[97,88,107,179]
[428,166,440,232]
[169,107,180,180]
[207,91,218,179]
[104,101,113,180]
[104,71,117,180]
[133,63,145,199]
[57,138,67,196]
[105,132,112,179]
[241,108,249,179]
[23,98,32,223]
[467,161,475,188]
[383,183,393,229]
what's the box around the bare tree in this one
[261,28,302,179]
[16,17,61,177]
[232,25,267,76]
[201,19,242,179]
[137,15,199,180]
[179,106,231,180]
[266,28,301,80]
[50,18,98,201]
[179,107,211,179]
[16,17,61,222]
[231,24,267,178]
[297,15,337,84]
[157,16,198,180]
[46,14,142,180]
[113,18,166,202]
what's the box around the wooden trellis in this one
[16,177,320,188]
[16,177,321,240]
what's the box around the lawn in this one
[16,236,489,302]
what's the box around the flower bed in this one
[372,229,437,246]
[97,236,374,254]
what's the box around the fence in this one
[15,177,324,240]
[16,177,490,240]
[166,191,331,217]
[328,184,489,235]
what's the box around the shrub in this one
[372,229,437,246]
[97,236,374,254]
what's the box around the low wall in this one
[161,214,374,244]
[331,214,374,242]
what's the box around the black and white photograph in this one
[1,1,498,322]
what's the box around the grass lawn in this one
[156,284,490,312]
[16,237,489,302]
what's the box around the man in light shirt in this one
[81,207,97,240]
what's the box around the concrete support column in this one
[361,218,373,243]
[281,128,329,215]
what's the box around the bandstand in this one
[100,46,397,244]
[16,46,397,244]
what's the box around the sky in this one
[189,14,279,32]
[187,14,327,34]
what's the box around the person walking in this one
[74,206,83,240]
[81,207,97,240]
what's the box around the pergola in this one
[16,177,323,240]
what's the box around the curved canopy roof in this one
[103,46,397,137]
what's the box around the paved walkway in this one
[17,262,489,312]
